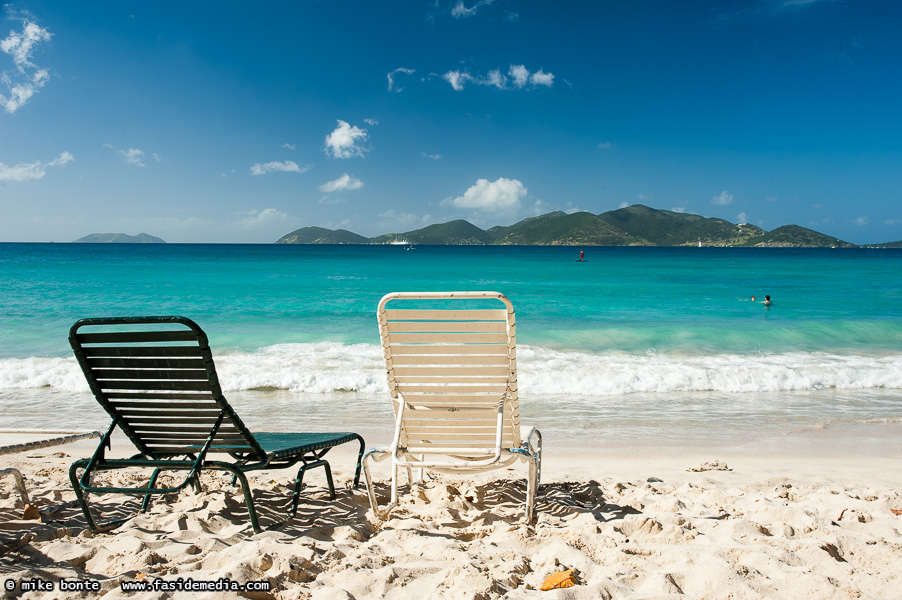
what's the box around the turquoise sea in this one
[2,243,901,454]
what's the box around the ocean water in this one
[1,243,901,453]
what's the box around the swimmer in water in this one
[763,295,772,306]
[750,295,756,302]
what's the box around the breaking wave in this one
[2,343,901,397]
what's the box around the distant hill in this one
[489,211,639,245]
[598,205,766,246]
[371,220,495,245]
[871,240,902,248]
[275,205,856,247]
[743,225,856,248]
[276,226,369,244]
[73,233,165,243]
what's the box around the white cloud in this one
[0,15,52,114]
[638,193,653,200]
[104,144,161,167]
[250,160,310,175]
[443,70,470,91]
[324,120,370,159]
[121,148,145,167]
[446,177,527,212]
[711,190,734,205]
[737,212,748,223]
[671,206,686,213]
[0,151,72,181]
[422,152,441,160]
[619,202,629,209]
[364,117,378,126]
[529,69,554,87]
[239,208,289,228]
[853,216,870,226]
[598,142,614,150]
[883,218,902,225]
[442,64,555,91]
[451,0,494,19]
[766,195,779,202]
[319,173,364,192]
[318,195,344,205]
[387,67,415,92]
[510,64,529,88]
[282,143,296,150]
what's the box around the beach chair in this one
[68,316,364,533]
[363,291,542,522]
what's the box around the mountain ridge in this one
[276,205,859,247]
[73,233,166,243]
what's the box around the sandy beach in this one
[2,432,900,599]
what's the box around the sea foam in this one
[2,343,901,396]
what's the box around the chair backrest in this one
[69,316,265,460]
[377,292,520,459]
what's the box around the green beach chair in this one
[363,291,542,522]
[68,316,364,533]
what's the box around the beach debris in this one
[647,477,663,483]
[540,569,578,590]
[686,460,731,472]
[819,542,847,563]
[21,504,41,521]
[891,508,902,516]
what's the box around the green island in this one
[277,205,870,247]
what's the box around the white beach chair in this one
[363,291,542,522]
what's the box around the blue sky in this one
[1,0,899,243]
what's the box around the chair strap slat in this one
[388,332,509,345]
[129,425,241,434]
[106,392,216,400]
[97,380,213,391]
[385,321,507,334]
[93,369,209,380]
[76,331,199,344]
[387,344,510,356]
[88,357,208,369]
[82,346,205,358]
[392,366,511,377]
[390,354,510,366]
[383,309,507,321]
[395,384,508,394]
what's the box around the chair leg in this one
[518,428,543,524]
[526,457,538,524]
[353,434,365,488]
[323,462,335,500]
[140,468,163,513]
[216,465,262,534]
[290,459,334,517]
[68,459,99,532]
[362,448,396,518]
[390,461,400,505]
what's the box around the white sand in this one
[1,436,901,599]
